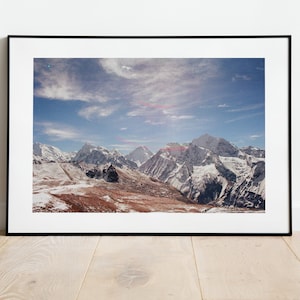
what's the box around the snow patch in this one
[33,192,69,211]
[102,195,112,202]
[192,164,218,178]
[219,156,250,178]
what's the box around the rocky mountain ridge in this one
[139,134,265,209]
[72,143,137,169]
[33,142,75,163]
[33,134,265,209]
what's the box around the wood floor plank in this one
[0,236,99,300]
[0,235,8,249]
[283,232,300,260]
[192,236,300,300]
[78,236,202,300]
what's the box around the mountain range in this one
[33,134,265,210]
[140,135,265,209]
[33,142,74,163]
[71,143,137,169]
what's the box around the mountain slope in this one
[33,142,74,163]
[72,143,137,169]
[140,136,265,209]
[33,136,265,211]
[33,162,212,213]
[125,146,153,167]
[192,134,239,157]
[241,146,265,158]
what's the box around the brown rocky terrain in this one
[33,163,214,213]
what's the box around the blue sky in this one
[33,58,265,154]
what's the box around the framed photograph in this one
[7,36,291,235]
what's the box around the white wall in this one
[0,0,299,232]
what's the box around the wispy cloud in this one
[35,58,220,125]
[36,122,82,141]
[144,119,165,126]
[78,104,120,120]
[99,58,150,79]
[250,134,262,140]
[256,67,264,71]
[232,74,251,82]
[109,144,135,152]
[168,115,195,121]
[226,103,264,113]
[99,58,220,124]
[113,136,156,152]
[34,59,108,103]
[35,121,104,145]
[225,112,264,123]
[218,103,229,108]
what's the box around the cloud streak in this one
[226,103,264,113]
[34,59,108,103]
[98,58,220,124]
[232,74,251,82]
[35,122,82,141]
[35,58,220,126]
[250,134,263,140]
[78,104,120,120]
[225,112,264,123]
[218,104,229,108]
[35,121,103,145]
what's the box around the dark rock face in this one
[85,164,119,182]
[197,180,223,204]
[236,191,265,209]
[103,165,119,182]
[86,168,102,179]
[215,162,237,182]
[33,159,42,164]
[223,183,265,209]
[252,161,265,184]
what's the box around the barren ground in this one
[33,163,214,213]
[33,163,259,213]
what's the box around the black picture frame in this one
[7,35,292,235]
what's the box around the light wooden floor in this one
[0,233,300,300]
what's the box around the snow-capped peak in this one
[126,146,153,167]
[73,143,137,169]
[192,134,239,157]
[33,142,74,163]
